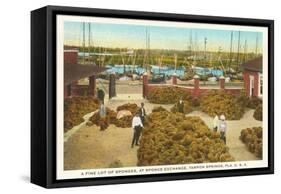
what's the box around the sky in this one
[64,21,263,53]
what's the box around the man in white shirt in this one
[219,114,227,144]
[213,115,219,132]
[99,101,108,131]
[131,112,143,148]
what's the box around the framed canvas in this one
[31,5,274,188]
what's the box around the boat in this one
[119,76,132,81]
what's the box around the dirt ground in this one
[64,124,136,170]
[64,99,173,170]
[64,98,262,170]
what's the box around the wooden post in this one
[172,72,177,85]
[109,73,116,99]
[193,75,200,97]
[70,81,78,96]
[143,72,148,98]
[65,84,71,98]
[219,76,225,90]
[88,75,96,96]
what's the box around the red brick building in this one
[241,57,263,98]
[64,50,106,98]
[64,50,78,65]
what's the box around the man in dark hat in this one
[97,87,105,103]
[139,102,146,125]
[177,97,184,113]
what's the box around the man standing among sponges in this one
[139,102,146,125]
[177,97,184,113]
[97,87,105,103]
[219,114,227,144]
[131,112,143,148]
[213,114,219,132]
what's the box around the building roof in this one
[64,63,107,85]
[241,57,263,72]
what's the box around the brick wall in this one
[143,75,241,98]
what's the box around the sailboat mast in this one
[194,32,198,65]
[229,31,233,73]
[132,50,137,73]
[204,37,207,63]
[99,47,101,67]
[120,48,125,73]
[244,39,248,63]
[174,54,177,72]
[255,33,259,57]
[190,30,193,58]
[102,48,106,67]
[144,27,150,72]
[88,23,91,64]
[144,28,148,71]
[158,57,161,74]
[82,22,85,65]
[148,29,150,67]
[159,55,163,74]
[236,31,241,72]
[186,33,189,57]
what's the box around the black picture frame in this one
[31,5,274,188]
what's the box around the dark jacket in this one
[140,107,146,117]
[177,101,184,113]
[97,89,105,100]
